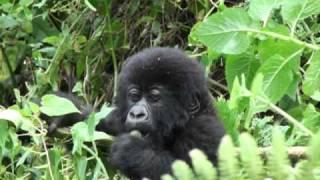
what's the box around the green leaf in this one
[215,98,239,140]
[239,133,264,180]
[245,73,269,128]
[308,131,320,166]
[303,51,320,97]
[257,49,302,103]
[39,94,80,116]
[248,0,282,23]
[225,51,260,90]
[302,104,320,133]
[74,155,88,180]
[71,122,113,154]
[0,121,9,149]
[192,8,258,54]
[48,148,63,180]
[258,37,301,60]
[281,0,320,25]
[0,15,18,29]
[94,104,114,126]
[0,109,36,132]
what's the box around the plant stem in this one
[257,96,314,136]
[248,29,320,51]
[0,45,16,86]
[82,144,109,177]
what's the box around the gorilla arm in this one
[96,108,125,135]
[110,134,175,180]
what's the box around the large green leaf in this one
[249,0,282,23]
[192,8,258,54]
[0,109,36,132]
[39,94,80,116]
[281,0,320,25]
[257,49,302,103]
[225,51,260,90]
[259,38,301,60]
[302,51,320,97]
[302,104,320,133]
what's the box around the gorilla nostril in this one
[136,112,146,119]
[129,111,136,118]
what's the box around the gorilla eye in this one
[128,88,141,102]
[149,89,161,102]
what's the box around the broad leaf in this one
[281,0,320,25]
[71,122,113,154]
[249,0,282,23]
[192,8,258,54]
[302,51,320,97]
[259,38,301,60]
[225,51,260,90]
[0,109,36,132]
[40,94,80,116]
[302,104,320,132]
[257,49,302,102]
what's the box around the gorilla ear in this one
[188,94,200,115]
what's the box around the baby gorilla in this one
[95,47,225,180]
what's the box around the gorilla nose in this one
[128,106,148,121]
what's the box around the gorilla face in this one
[124,83,189,136]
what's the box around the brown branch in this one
[237,146,307,159]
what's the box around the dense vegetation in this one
[1,0,320,179]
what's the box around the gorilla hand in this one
[110,133,174,180]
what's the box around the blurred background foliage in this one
[0,0,238,106]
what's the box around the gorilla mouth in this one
[125,123,151,137]
[130,130,150,138]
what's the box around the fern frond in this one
[171,160,195,180]
[218,135,240,180]
[239,133,264,180]
[189,149,217,180]
[267,127,290,180]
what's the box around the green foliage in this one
[163,130,320,180]
[1,0,320,179]
[39,94,80,116]
[191,0,320,144]
[191,8,258,54]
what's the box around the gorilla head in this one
[115,48,212,137]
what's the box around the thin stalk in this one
[0,45,16,86]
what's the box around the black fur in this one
[96,47,225,180]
